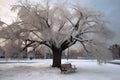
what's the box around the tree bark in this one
[52,48,62,67]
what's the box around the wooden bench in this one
[60,63,77,73]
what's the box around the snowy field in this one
[0,59,120,80]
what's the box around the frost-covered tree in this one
[0,0,114,67]
[0,21,25,57]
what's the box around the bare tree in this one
[0,0,114,67]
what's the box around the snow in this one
[0,59,120,80]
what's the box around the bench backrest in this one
[60,63,72,70]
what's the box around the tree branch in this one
[58,21,67,31]
[74,37,90,53]
[22,40,35,51]
[62,40,77,51]
[78,30,97,36]
[61,36,77,51]
[22,39,51,51]
[80,42,89,53]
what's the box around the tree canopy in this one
[0,0,114,67]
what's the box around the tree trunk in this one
[52,48,62,67]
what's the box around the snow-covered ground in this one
[0,59,120,80]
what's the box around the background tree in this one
[109,44,120,59]
[0,0,114,67]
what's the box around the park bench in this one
[60,63,77,73]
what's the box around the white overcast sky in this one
[0,0,120,45]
